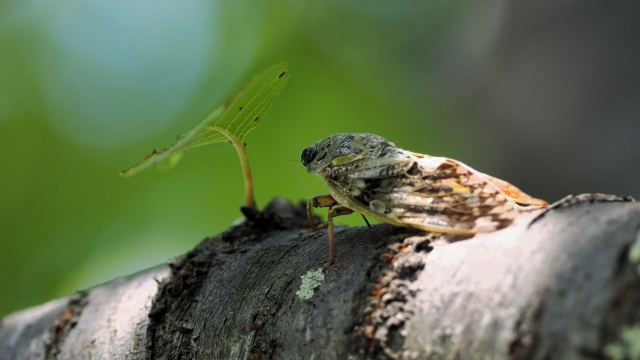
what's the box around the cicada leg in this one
[303,194,339,232]
[301,195,355,268]
[324,206,354,268]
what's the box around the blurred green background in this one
[1,0,639,316]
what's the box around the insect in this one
[301,133,548,268]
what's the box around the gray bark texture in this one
[1,194,639,360]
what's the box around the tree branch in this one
[1,195,638,359]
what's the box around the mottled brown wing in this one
[325,156,520,233]
[480,174,548,207]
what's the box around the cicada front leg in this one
[304,194,339,232]
[324,206,354,268]
[302,194,354,268]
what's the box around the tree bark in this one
[1,194,639,360]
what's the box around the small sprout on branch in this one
[120,62,290,211]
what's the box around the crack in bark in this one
[355,231,437,359]
[44,292,88,360]
[529,193,635,227]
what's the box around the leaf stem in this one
[212,126,256,210]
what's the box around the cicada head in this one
[301,133,396,173]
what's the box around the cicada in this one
[301,133,547,267]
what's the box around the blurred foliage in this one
[121,62,290,210]
[1,0,638,316]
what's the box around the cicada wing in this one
[389,158,521,232]
[478,173,548,207]
[326,156,520,234]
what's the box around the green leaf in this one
[120,62,290,178]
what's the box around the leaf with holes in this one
[120,62,290,209]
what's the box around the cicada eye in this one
[301,147,318,166]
